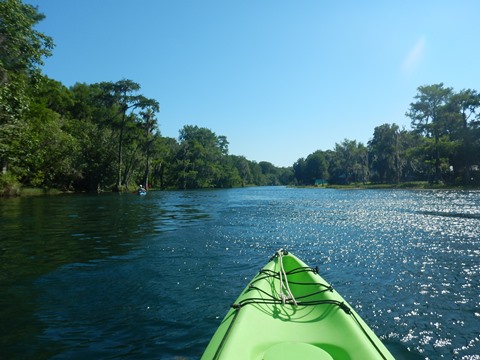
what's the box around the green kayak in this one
[201,249,395,360]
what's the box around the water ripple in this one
[1,188,479,359]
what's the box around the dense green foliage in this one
[0,1,289,192]
[1,1,479,194]
[293,84,480,187]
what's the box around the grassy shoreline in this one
[296,181,480,190]
[3,182,480,198]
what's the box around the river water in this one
[0,187,479,359]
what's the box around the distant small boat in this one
[201,249,394,360]
[138,189,147,196]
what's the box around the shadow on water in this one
[416,210,480,220]
[0,193,161,358]
[0,193,155,283]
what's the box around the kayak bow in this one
[201,249,394,360]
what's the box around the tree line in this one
[0,0,292,194]
[294,84,480,187]
[1,1,480,195]
[1,74,292,192]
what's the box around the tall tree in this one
[368,124,404,183]
[448,89,480,184]
[21,75,80,189]
[293,158,307,185]
[97,79,159,191]
[152,136,179,189]
[332,139,368,184]
[176,126,225,189]
[138,108,159,188]
[0,0,53,174]
[231,155,252,187]
[304,151,329,184]
[406,83,454,183]
[69,82,117,191]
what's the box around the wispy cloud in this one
[402,36,426,74]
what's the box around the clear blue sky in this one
[26,0,480,167]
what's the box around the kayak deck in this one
[201,250,394,360]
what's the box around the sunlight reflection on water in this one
[203,188,480,359]
[1,188,479,359]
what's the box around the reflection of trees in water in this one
[0,193,150,358]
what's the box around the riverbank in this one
[4,181,480,198]
[296,181,480,190]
